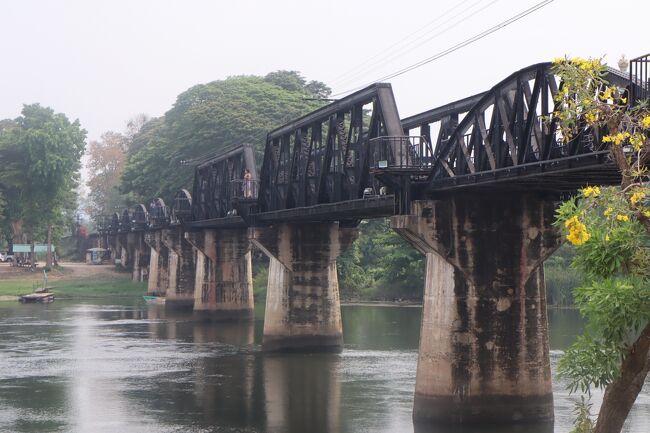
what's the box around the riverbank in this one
[0,262,145,300]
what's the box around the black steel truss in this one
[393,63,631,193]
[257,83,404,213]
[191,143,257,220]
[101,57,648,231]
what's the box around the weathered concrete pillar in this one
[251,222,357,352]
[161,228,196,308]
[131,232,150,282]
[391,193,560,426]
[117,233,133,270]
[145,231,170,296]
[185,229,254,320]
[107,234,118,264]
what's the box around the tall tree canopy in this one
[0,104,86,261]
[120,71,330,203]
[85,131,129,219]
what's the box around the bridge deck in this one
[254,195,395,224]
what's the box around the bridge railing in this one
[369,136,432,170]
[630,54,649,103]
[230,179,259,200]
[149,205,171,229]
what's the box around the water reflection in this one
[264,354,341,433]
[413,423,554,433]
[0,302,647,433]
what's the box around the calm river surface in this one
[0,301,648,433]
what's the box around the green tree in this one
[338,219,425,300]
[0,104,86,266]
[552,57,650,433]
[120,71,329,203]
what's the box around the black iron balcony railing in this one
[370,136,433,170]
[231,179,259,200]
[630,54,649,103]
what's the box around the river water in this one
[0,301,648,433]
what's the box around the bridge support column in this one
[106,234,118,264]
[161,228,196,309]
[251,222,357,352]
[117,233,133,270]
[145,231,170,296]
[131,232,150,282]
[391,193,560,426]
[186,229,254,320]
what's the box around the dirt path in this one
[0,262,126,281]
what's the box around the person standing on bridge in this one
[243,169,253,198]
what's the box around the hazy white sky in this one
[1,0,649,143]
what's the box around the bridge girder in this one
[257,83,404,216]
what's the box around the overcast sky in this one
[1,0,649,144]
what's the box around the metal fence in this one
[630,54,649,103]
[149,205,170,228]
[369,136,432,169]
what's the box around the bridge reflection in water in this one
[1,302,649,432]
[94,55,650,428]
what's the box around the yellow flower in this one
[565,215,590,245]
[641,115,650,129]
[585,111,598,124]
[604,207,613,216]
[552,57,566,65]
[630,133,645,151]
[600,87,614,101]
[630,191,646,205]
[605,234,610,241]
[616,214,629,222]
[602,133,626,145]
[581,186,601,197]
[567,226,590,245]
[644,210,650,217]
[565,215,580,228]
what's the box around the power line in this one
[328,0,478,86]
[330,0,556,98]
[330,0,499,88]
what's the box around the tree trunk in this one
[30,242,35,270]
[594,323,650,433]
[46,223,53,268]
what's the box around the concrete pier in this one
[161,229,196,308]
[145,231,170,296]
[391,194,560,425]
[116,233,132,270]
[130,232,150,282]
[251,222,357,352]
[186,229,254,320]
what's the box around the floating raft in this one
[19,292,55,303]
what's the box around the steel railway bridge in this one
[98,55,649,427]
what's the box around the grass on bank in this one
[0,277,146,299]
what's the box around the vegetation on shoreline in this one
[0,274,145,299]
